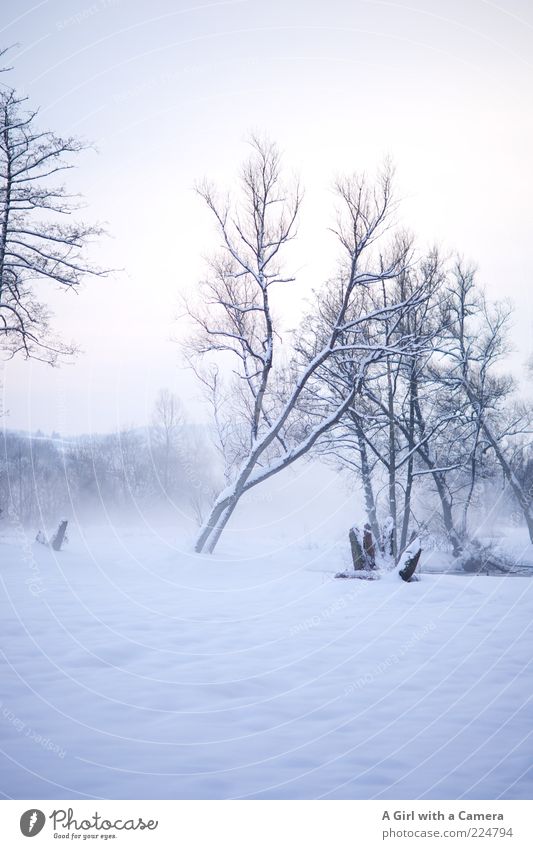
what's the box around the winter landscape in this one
[1,0,532,802]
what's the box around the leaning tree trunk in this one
[195,448,259,553]
[195,490,237,553]
[196,370,363,553]
[201,496,242,554]
[195,437,277,552]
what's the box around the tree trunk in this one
[432,473,462,556]
[400,368,417,551]
[203,497,242,554]
[380,516,395,557]
[195,373,362,553]
[0,107,12,300]
[354,414,381,543]
[411,393,463,556]
[195,494,233,552]
[386,360,398,558]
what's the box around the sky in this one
[1,0,532,434]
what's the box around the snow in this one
[1,520,532,800]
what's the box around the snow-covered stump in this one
[363,523,376,569]
[349,526,365,570]
[397,537,422,582]
[336,524,421,582]
[336,524,379,579]
[35,520,68,552]
[51,520,68,551]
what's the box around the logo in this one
[20,810,46,837]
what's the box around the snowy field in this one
[1,509,532,802]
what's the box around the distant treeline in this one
[0,392,218,527]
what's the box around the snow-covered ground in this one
[1,515,532,800]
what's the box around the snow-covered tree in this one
[0,84,104,362]
[317,252,533,559]
[186,143,424,553]
[313,246,446,555]
[150,389,185,497]
[436,263,533,543]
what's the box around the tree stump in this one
[36,520,69,551]
[397,538,422,582]
[363,523,376,569]
[51,520,68,551]
[349,526,365,570]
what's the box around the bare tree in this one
[186,136,301,444]
[438,263,533,542]
[315,250,478,557]
[186,143,420,553]
[150,389,184,497]
[190,362,251,485]
[0,86,104,362]
[350,260,533,555]
[309,246,444,554]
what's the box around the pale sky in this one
[1,0,532,434]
